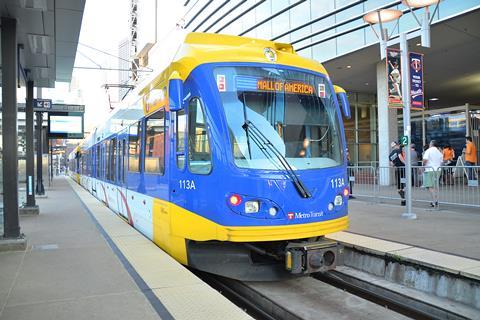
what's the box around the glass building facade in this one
[180,0,480,163]
[183,0,480,62]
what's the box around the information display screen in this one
[48,112,84,139]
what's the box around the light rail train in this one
[68,32,352,281]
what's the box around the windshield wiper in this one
[242,120,312,199]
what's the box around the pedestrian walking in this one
[442,144,455,185]
[389,141,406,206]
[465,136,477,181]
[423,140,443,209]
[409,143,419,186]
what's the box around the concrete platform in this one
[327,198,480,281]
[0,177,250,320]
[345,199,480,260]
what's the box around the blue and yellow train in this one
[68,33,351,281]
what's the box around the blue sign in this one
[34,98,52,110]
[409,52,424,110]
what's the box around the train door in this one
[170,93,213,210]
[107,136,119,212]
[124,121,143,226]
[99,140,108,204]
[92,144,100,198]
[170,104,187,209]
[117,129,129,220]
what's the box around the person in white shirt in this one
[422,140,443,208]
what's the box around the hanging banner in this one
[386,48,403,108]
[409,52,424,110]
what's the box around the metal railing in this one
[348,165,479,208]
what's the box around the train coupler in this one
[285,239,341,274]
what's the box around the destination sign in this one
[257,80,314,95]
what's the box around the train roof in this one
[139,32,329,95]
[80,32,331,150]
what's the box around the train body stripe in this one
[117,188,134,226]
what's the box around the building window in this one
[188,98,212,174]
[128,121,142,172]
[144,110,165,174]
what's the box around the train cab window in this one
[188,98,212,174]
[144,110,165,174]
[128,122,142,172]
[176,109,186,169]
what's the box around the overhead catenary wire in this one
[78,42,153,72]
[77,50,102,69]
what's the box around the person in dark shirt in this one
[346,147,355,199]
[389,141,406,206]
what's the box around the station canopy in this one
[0,0,86,88]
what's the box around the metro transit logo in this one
[287,212,294,220]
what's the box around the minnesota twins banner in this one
[409,52,424,110]
[386,48,403,108]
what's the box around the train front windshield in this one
[214,66,343,170]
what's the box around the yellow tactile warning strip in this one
[67,179,252,320]
[327,231,480,281]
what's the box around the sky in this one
[71,0,130,132]
[50,0,184,133]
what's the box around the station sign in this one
[18,102,85,113]
[386,48,403,109]
[409,52,424,110]
[34,98,52,110]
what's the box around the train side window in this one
[96,145,100,178]
[117,139,124,183]
[144,109,165,174]
[106,139,111,181]
[110,137,117,182]
[103,141,108,179]
[188,98,212,174]
[128,122,142,172]
[122,139,127,183]
[176,109,186,169]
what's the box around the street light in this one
[364,0,440,220]
[363,9,403,60]
[402,0,440,8]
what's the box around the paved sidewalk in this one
[347,199,480,260]
[0,178,160,320]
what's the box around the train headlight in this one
[268,207,278,217]
[327,202,334,211]
[334,195,343,206]
[245,201,259,214]
[229,194,242,206]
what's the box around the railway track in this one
[196,264,477,320]
[196,270,412,320]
